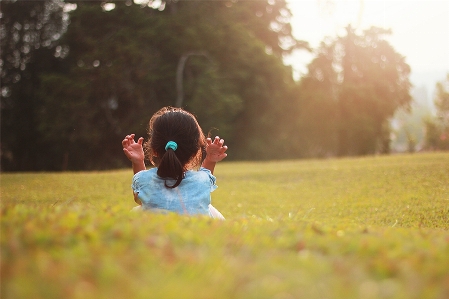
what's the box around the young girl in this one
[122,106,228,219]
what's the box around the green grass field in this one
[1,152,449,299]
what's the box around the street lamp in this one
[175,51,210,107]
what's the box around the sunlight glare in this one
[102,3,116,11]
[286,0,449,84]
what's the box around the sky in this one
[285,0,449,98]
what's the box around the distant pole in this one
[175,52,209,107]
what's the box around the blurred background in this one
[1,0,448,171]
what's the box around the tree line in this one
[424,74,449,151]
[1,0,414,171]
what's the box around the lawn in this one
[1,152,448,299]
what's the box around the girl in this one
[122,106,227,219]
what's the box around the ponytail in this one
[157,141,184,188]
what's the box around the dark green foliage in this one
[0,0,68,170]
[1,47,63,171]
[1,0,302,170]
[37,2,164,170]
[0,0,68,87]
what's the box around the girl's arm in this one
[122,134,146,174]
[202,136,228,175]
[133,192,142,205]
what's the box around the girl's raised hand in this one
[205,136,228,162]
[122,134,145,164]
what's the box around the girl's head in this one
[144,106,206,188]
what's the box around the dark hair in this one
[144,107,206,188]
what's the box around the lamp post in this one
[175,51,210,107]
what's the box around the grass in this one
[1,152,449,299]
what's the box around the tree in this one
[424,73,449,150]
[29,0,304,170]
[298,26,412,157]
[37,2,165,170]
[434,74,449,132]
[187,0,304,159]
[0,0,68,90]
[295,41,339,157]
[0,0,69,171]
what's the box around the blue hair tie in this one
[165,141,178,151]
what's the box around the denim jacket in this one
[131,167,217,216]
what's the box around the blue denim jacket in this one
[131,167,217,216]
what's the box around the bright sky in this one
[286,0,449,92]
